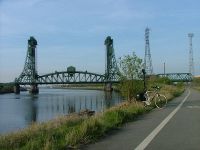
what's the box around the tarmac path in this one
[84,88,200,150]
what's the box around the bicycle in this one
[139,69,167,108]
[140,86,167,108]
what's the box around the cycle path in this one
[84,89,200,150]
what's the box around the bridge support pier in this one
[30,84,39,94]
[104,83,113,92]
[14,84,20,94]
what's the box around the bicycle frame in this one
[144,89,159,105]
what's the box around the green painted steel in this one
[14,36,121,86]
[38,71,106,84]
[67,66,76,73]
[15,36,38,85]
[15,37,192,86]
[157,73,193,82]
[16,71,118,85]
[104,36,120,81]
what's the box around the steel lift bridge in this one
[14,36,119,94]
[14,36,192,94]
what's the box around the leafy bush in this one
[119,80,143,101]
[118,52,143,101]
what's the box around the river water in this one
[0,88,123,134]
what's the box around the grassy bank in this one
[192,77,200,91]
[0,84,184,150]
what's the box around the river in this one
[0,88,123,134]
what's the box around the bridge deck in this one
[157,73,193,82]
[15,72,192,85]
[16,71,119,85]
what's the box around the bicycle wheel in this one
[154,94,167,108]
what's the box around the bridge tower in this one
[144,27,153,75]
[14,36,39,94]
[188,33,194,76]
[104,36,119,91]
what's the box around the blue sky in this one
[0,0,200,82]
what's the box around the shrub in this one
[118,52,143,101]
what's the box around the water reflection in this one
[0,94,35,134]
[0,89,122,134]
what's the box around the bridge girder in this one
[157,73,193,82]
[15,36,120,87]
[15,37,38,84]
[104,36,119,81]
[38,71,105,84]
[16,71,120,85]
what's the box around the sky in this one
[0,0,200,82]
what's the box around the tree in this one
[118,52,144,102]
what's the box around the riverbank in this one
[0,83,118,94]
[0,84,184,150]
[0,85,27,94]
[0,84,13,94]
[52,84,119,91]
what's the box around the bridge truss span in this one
[37,71,106,85]
[157,73,193,82]
[14,36,120,93]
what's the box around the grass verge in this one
[191,77,200,91]
[0,85,184,150]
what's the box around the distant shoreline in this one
[0,84,27,94]
[51,84,119,92]
[0,84,119,94]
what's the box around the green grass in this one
[0,84,185,150]
[192,77,200,91]
[65,102,146,148]
[0,115,84,150]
